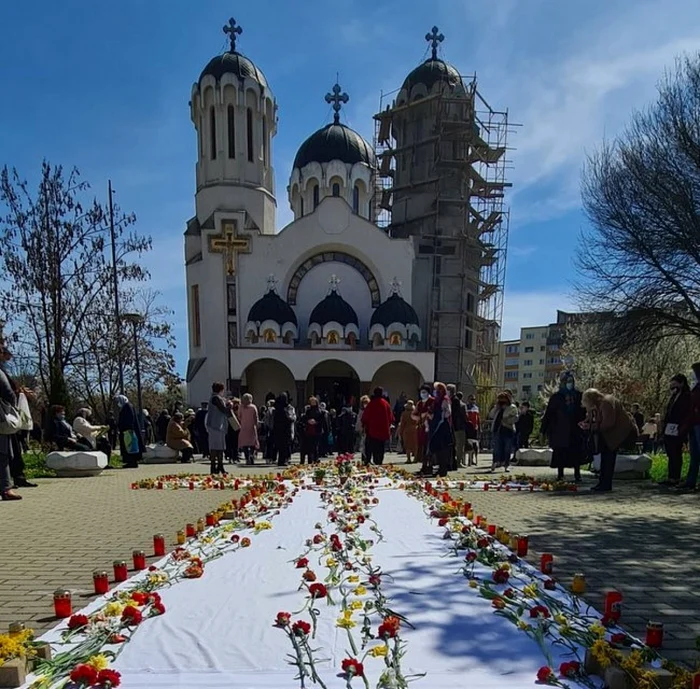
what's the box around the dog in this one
[464,439,479,467]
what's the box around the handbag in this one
[122,429,140,454]
[0,398,21,435]
[228,413,241,432]
[664,423,679,437]
[17,392,33,431]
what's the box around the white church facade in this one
[184,18,493,408]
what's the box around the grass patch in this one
[23,444,122,478]
[648,452,690,483]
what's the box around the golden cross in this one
[208,222,250,276]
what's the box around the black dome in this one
[247,291,297,325]
[199,51,268,88]
[370,293,419,328]
[401,58,465,96]
[293,123,377,170]
[309,291,358,327]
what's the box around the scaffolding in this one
[373,75,514,396]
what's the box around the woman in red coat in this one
[361,387,393,465]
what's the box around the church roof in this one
[199,19,268,89]
[309,290,358,327]
[248,290,297,326]
[370,293,419,328]
[401,57,465,95]
[293,123,376,170]
[199,51,268,88]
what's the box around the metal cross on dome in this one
[390,277,403,295]
[266,274,279,293]
[425,26,445,60]
[328,274,342,292]
[223,18,243,51]
[325,83,349,125]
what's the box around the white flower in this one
[378,669,399,688]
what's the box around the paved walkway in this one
[2,454,699,667]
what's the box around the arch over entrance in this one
[287,250,381,307]
[241,358,296,406]
[306,359,360,410]
[370,361,424,404]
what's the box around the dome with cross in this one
[398,27,466,104]
[199,18,268,88]
[369,278,421,349]
[244,276,298,347]
[307,276,360,347]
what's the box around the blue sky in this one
[2,0,699,376]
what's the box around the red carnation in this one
[559,660,580,677]
[303,570,317,582]
[611,632,627,644]
[341,658,364,677]
[477,538,489,549]
[357,515,365,524]
[275,611,291,627]
[131,591,148,605]
[151,602,166,616]
[461,525,470,534]
[344,561,354,570]
[438,517,448,527]
[230,534,240,543]
[313,534,324,544]
[544,579,556,591]
[292,620,311,636]
[296,557,309,569]
[96,668,122,687]
[529,605,550,619]
[536,666,554,683]
[492,568,509,584]
[67,614,89,630]
[465,551,477,563]
[309,583,328,599]
[121,605,143,626]
[148,592,162,605]
[69,663,98,686]
[377,615,401,639]
[503,588,515,599]
[368,574,381,587]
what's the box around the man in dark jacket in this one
[514,401,535,462]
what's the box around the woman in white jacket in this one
[73,408,112,457]
[490,391,518,472]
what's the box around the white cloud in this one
[501,289,578,340]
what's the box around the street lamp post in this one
[121,313,144,413]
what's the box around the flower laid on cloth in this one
[336,610,356,629]
[68,614,90,630]
[309,583,328,599]
[68,663,122,688]
[536,666,556,684]
[377,616,400,639]
[0,627,36,665]
[341,657,364,678]
[559,660,580,677]
[296,557,309,569]
[292,620,311,637]
[121,605,143,626]
[275,612,291,627]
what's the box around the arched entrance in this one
[306,360,360,410]
[241,359,296,406]
[370,361,424,404]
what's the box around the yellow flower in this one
[553,614,567,625]
[353,585,367,596]
[350,600,363,610]
[368,645,388,657]
[86,654,110,671]
[589,622,606,639]
[468,579,478,588]
[103,602,125,617]
[336,610,356,629]
[326,557,338,568]
[254,521,272,532]
[523,583,538,599]
[517,621,531,631]
[347,575,360,583]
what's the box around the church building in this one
[184,18,510,408]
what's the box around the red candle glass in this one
[474,515,482,526]
[132,549,146,570]
[188,481,194,491]
[206,512,215,527]
[483,484,490,491]
[113,560,128,582]
[458,482,465,491]
[153,534,166,557]
[186,523,196,538]
[646,622,663,648]
[93,570,109,595]
[156,481,163,490]
[464,502,472,512]
[692,672,700,689]
[53,589,72,618]
[488,524,496,536]
[604,591,623,623]
[540,553,553,575]
[517,535,529,557]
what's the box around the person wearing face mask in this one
[678,363,700,492]
[541,372,587,482]
[50,406,92,452]
[489,391,518,472]
[661,374,691,486]
[412,384,435,475]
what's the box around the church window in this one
[228,322,238,348]
[198,117,204,157]
[346,332,357,347]
[389,332,402,346]
[246,108,254,162]
[262,116,268,167]
[352,184,360,214]
[300,196,305,217]
[209,108,217,160]
[310,332,319,346]
[227,105,235,159]
[327,331,339,345]
[263,328,276,343]
[372,333,384,348]
[191,285,201,347]
[283,331,294,345]
[313,184,319,210]
[332,183,340,197]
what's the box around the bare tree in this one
[577,54,700,353]
[0,162,156,407]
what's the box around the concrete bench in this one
[142,444,180,464]
[46,451,108,477]
[591,453,652,479]
[514,448,552,466]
